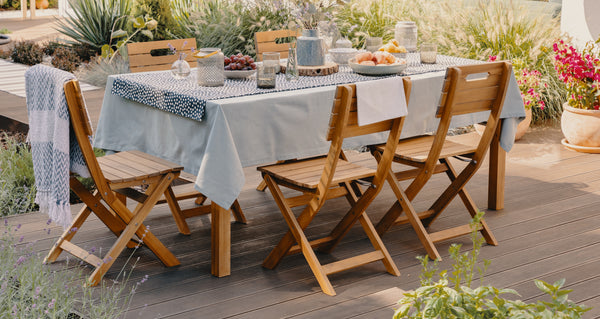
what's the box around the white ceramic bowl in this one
[329,48,358,65]
[348,58,407,75]
[224,69,256,79]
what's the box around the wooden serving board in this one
[280,61,339,76]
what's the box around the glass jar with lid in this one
[197,48,224,87]
[395,21,417,52]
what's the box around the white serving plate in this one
[348,58,407,75]
[224,69,256,79]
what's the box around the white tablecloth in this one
[95,69,525,209]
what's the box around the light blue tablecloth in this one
[95,68,525,209]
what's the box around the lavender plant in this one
[0,220,145,318]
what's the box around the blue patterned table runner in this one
[111,54,480,122]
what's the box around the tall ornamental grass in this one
[171,0,293,57]
[336,0,566,123]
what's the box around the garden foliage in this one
[394,212,590,319]
[0,133,36,217]
[10,41,44,66]
[0,220,143,318]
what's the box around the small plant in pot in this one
[553,39,600,152]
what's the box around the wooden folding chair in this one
[127,38,197,73]
[254,29,301,62]
[44,79,189,286]
[371,61,512,260]
[258,78,412,296]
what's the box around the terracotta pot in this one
[561,103,600,147]
[474,107,532,141]
[36,0,49,9]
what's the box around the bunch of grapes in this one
[224,53,256,71]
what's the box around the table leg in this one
[211,202,231,277]
[488,121,505,210]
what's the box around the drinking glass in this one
[257,64,276,89]
[420,43,437,64]
[262,52,281,73]
[365,37,383,52]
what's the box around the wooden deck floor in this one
[6,122,600,318]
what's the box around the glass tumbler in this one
[365,36,383,52]
[420,43,437,64]
[257,64,276,89]
[262,52,281,73]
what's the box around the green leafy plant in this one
[393,212,591,318]
[10,41,44,66]
[0,28,11,34]
[131,0,179,41]
[55,0,132,53]
[0,133,36,217]
[100,15,157,62]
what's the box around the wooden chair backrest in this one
[432,61,512,163]
[254,29,301,61]
[313,78,411,203]
[127,38,197,73]
[63,80,113,201]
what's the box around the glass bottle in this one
[171,53,191,79]
[285,47,299,81]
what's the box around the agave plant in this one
[55,0,132,53]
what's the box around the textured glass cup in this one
[262,52,281,73]
[420,43,437,64]
[257,64,276,89]
[365,36,383,52]
[285,48,299,81]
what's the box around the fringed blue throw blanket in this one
[25,65,90,229]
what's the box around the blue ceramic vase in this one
[296,29,325,66]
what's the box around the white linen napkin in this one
[356,77,408,126]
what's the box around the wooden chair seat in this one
[374,132,480,163]
[258,157,376,189]
[98,150,183,185]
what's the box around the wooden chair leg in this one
[256,179,268,192]
[358,212,400,276]
[262,175,320,269]
[230,199,247,224]
[87,173,180,286]
[262,175,335,295]
[440,159,498,246]
[385,169,442,260]
[164,186,191,235]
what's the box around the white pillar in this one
[561,0,600,47]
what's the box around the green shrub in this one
[0,28,11,34]
[55,0,132,53]
[10,41,44,66]
[131,0,179,41]
[393,212,591,318]
[0,133,36,217]
[51,46,81,73]
[0,221,143,318]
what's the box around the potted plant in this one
[553,39,600,152]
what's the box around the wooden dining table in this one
[95,54,525,277]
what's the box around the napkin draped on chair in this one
[356,77,408,126]
[25,65,90,229]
